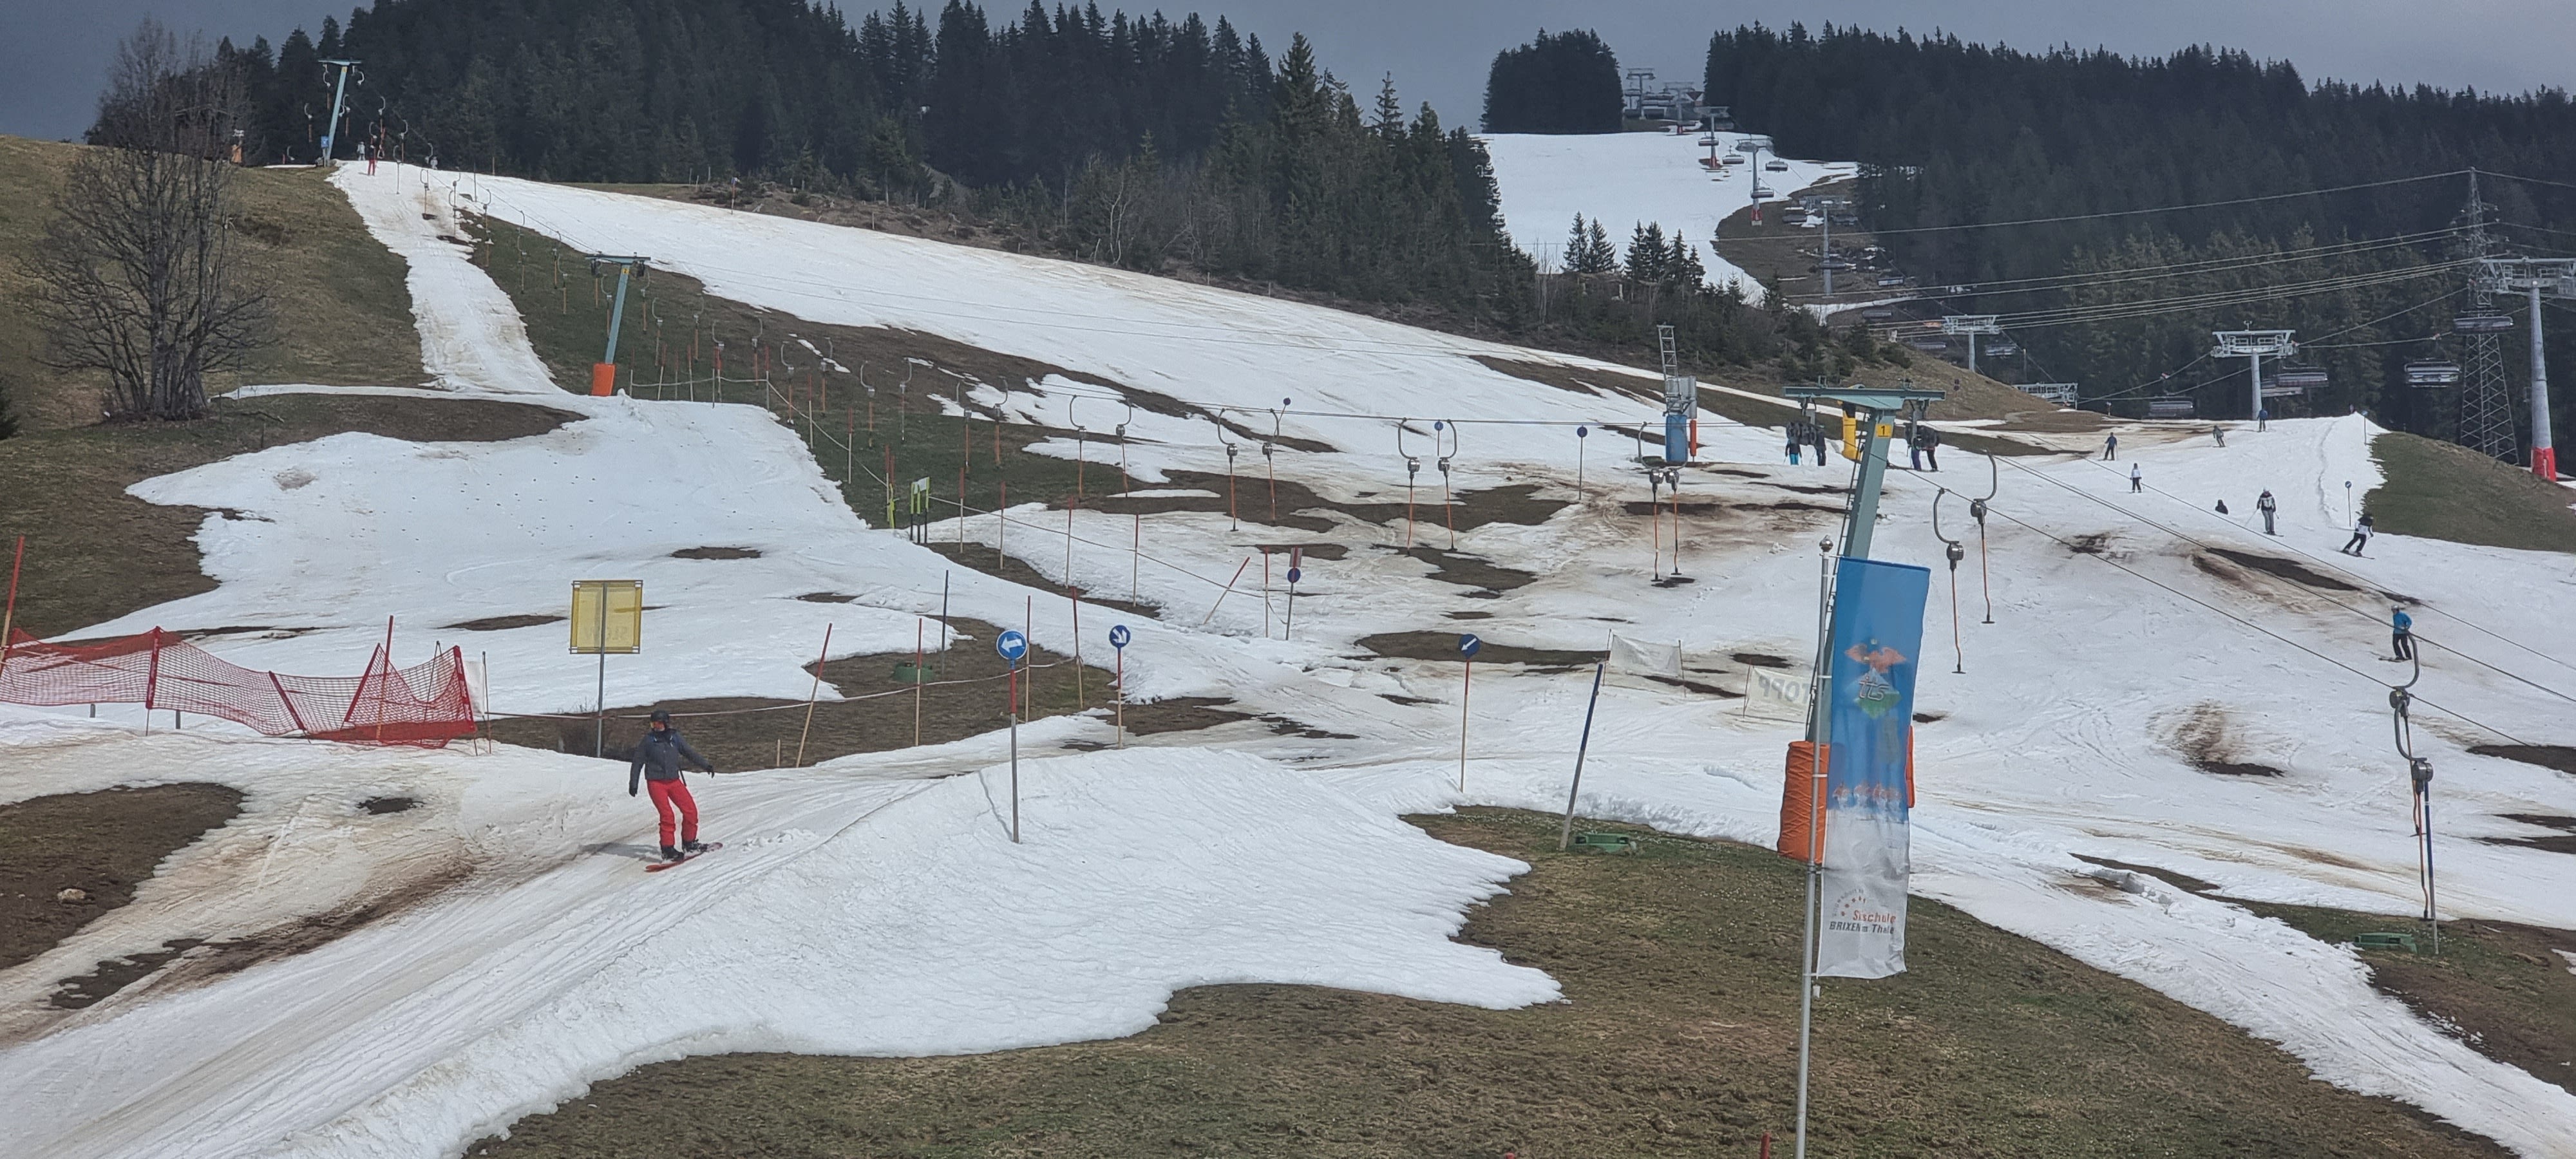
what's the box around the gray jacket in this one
[629,728,713,793]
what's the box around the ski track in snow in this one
[1480,131,1861,300]
[1,162,2572,1157]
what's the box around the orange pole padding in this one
[1776,740,1826,863]
[589,361,617,397]
[1777,735,1917,863]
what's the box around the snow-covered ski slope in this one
[1,163,2573,1158]
[1481,131,1857,296]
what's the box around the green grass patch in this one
[2366,431,2576,554]
[473,808,2505,1158]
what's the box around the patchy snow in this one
[1480,131,1859,297]
[3,164,2573,1158]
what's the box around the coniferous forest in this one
[207,0,1827,378]
[1481,30,1623,135]
[1704,24,2576,437]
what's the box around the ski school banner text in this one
[1819,556,1929,979]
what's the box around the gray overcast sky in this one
[5,1,2570,141]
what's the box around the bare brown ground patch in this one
[1356,631,1597,668]
[2161,702,2286,778]
[670,545,762,560]
[477,809,2508,1159]
[1089,470,1569,538]
[1378,544,1537,592]
[2472,745,2576,777]
[917,542,1162,619]
[489,619,1137,770]
[444,613,565,632]
[2484,813,2576,854]
[0,784,242,974]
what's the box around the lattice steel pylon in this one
[2456,171,2519,462]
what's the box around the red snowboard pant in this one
[647,778,699,848]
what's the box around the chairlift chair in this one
[2453,312,2512,334]
[2273,366,2330,391]
[2146,398,2196,419]
[1985,340,2021,358]
[2403,360,2461,387]
[1765,159,1789,172]
[1861,306,1897,321]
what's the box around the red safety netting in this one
[0,628,477,747]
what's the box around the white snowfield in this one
[1,164,2572,1158]
[1481,130,1859,296]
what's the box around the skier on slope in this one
[2256,489,2278,536]
[1918,424,1943,471]
[2391,605,2416,662]
[2130,463,2144,493]
[2341,511,2376,556]
[630,709,716,862]
[2102,433,2119,460]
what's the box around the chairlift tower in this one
[2453,173,2519,462]
[1941,316,2002,376]
[318,59,360,164]
[1814,197,1846,296]
[2211,330,2297,421]
[2474,257,2576,479]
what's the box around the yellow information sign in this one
[570,580,643,654]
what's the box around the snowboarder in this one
[2211,425,2226,448]
[1919,425,1942,471]
[2391,606,2416,662]
[2256,490,2278,536]
[2129,464,2144,493]
[2102,433,2119,460]
[2341,511,2375,556]
[629,709,716,861]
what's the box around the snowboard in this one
[645,842,723,872]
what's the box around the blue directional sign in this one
[1577,426,1589,438]
[1286,567,1302,585]
[995,630,1029,663]
[1458,633,1482,659]
[1108,624,1132,650]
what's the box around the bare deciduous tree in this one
[33,21,270,422]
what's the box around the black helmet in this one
[648,710,672,724]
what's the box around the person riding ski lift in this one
[629,709,715,862]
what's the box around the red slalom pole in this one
[2,534,24,666]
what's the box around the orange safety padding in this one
[1779,735,1918,863]
[589,361,617,397]
[1777,740,1826,863]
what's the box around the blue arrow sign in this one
[1577,426,1589,438]
[995,630,1029,663]
[1458,633,1482,659]
[1108,624,1132,650]
[1286,567,1302,585]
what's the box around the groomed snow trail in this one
[1,162,2571,1158]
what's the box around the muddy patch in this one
[359,796,418,815]
[2484,814,2576,855]
[2202,547,2363,594]
[2161,702,2286,777]
[1446,610,1493,620]
[1913,711,1946,724]
[1256,542,1350,561]
[56,859,475,1009]
[1378,693,1443,706]
[1124,697,1258,737]
[2065,532,2114,556]
[796,592,858,603]
[922,543,1161,619]
[0,784,244,974]
[444,613,565,632]
[1732,652,1795,668]
[2472,745,2576,777]
[2070,854,2221,895]
[1380,545,1537,593]
[672,546,762,560]
[1261,716,1361,740]
[1091,471,1569,537]
[1358,632,1597,668]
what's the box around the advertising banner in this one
[1817,557,1929,979]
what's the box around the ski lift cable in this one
[2075,285,2466,404]
[1989,263,2472,330]
[1973,500,2528,745]
[1857,169,2467,237]
[2003,455,2576,697]
[1794,227,2467,301]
